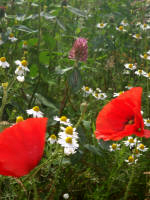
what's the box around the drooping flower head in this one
[69,37,88,62]
[0,118,47,177]
[95,87,150,141]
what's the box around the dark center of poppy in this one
[128,120,134,125]
[137,128,141,132]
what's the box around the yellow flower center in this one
[60,116,67,122]
[139,144,144,150]
[100,23,104,27]
[135,34,140,38]
[119,26,123,31]
[65,126,73,135]
[33,106,40,112]
[9,33,14,38]
[147,119,150,123]
[144,54,148,59]
[139,70,142,74]
[65,137,72,144]
[21,60,27,66]
[128,156,134,163]
[16,116,24,123]
[148,73,150,78]
[50,134,56,140]
[0,57,6,62]
[128,64,133,68]
[95,93,98,97]
[112,144,117,150]
[23,41,27,45]
[85,87,89,91]
[144,24,147,28]
[128,138,134,143]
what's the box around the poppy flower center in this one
[50,134,56,140]
[33,106,40,112]
[128,156,134,163]
[128,120,134,124]
[112,144,117,149]
[60,116,67,122]
[65,137,72,144]
[16,116,24,123]
[137,128,141,132]
[65,127,73,135]
[0,57,6,62]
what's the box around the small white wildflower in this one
[140,23,150,30]
[140,53,150,60]
[15,59,30,72]
[132,34,142,39]
[59,126,78,139]
[124,137,139,148]
[116,26,127,32]
[135,69,147,76]
[26,106,44,118]
[99,93,107,100]
[17,75,25,82]
[144,118,150,127]
[0,57,9,68]
[8,33,18,42]
[48,134,57,144]
[124,63,136,70]
[82,86,93,96]
[63,193,69,199]
[137,143,148,152]
[125,155,138,165]
[120,20,128,26]
[113,91,124,97]
[96,23,107,28]
[54,116,72,126]
[109,143,120,152]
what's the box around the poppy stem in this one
[0,84,8,121]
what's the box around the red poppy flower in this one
[95,87,150,141]
[0,118,47,177]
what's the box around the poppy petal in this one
[95,87,144,141]
[0,118,47,177]
[143,129,150,138]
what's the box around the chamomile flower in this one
[92,92,100,100]
[99,93,107,100]
[57,135,79,150]
[140,23,150,30]
[135,69,147,76]
[59,126,78,139]
[16,116,24,123]
[140,53,150,60]
[96,23,107,28]
[22,41,28,49]
[113,91,124,97]
[0,57,9,68]
[132,34,142,39]
[124,137,138,148]
[147,50,150,55]
[82,86,93,96]
[137,143,148,152]
[120,20,128,26]
[26,106,44,118]
[63,193,69,199]
[15,66,25,76]
[109,143,120,151]
[124,63,136,70]
[125,155,138,165]
[8,33,18,42]
[54,116,72,126]
[144,118,150,127]
[15,60,29,71]
[48,134,57,144]
[116,26,127,32]
[143,72,150,79]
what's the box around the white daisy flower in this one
[124,137,139,148]
[15,66,25,76]
[124,63,136,70]
[26,106,44,118]
[137,143,148,152]
[63,193,69,199]
[82,86,93,96]
[22,41,28,49]
[17,75,25,82]
[135,69,147,76]
[15,59,30,72]
[120,20,128,26]
[140,23,150,30]
[132,34,142,39]
[8,33,18,42]
[54,116,72,126]
[125,155,138,165]
[116,26,127,32]
[109,143,120,152]
[59,126,78,139]
[96,23,107,28]
[57,135,79,150]
[48,134,57,144]
[0,57,9,68]
[123,69,130,74]
[125,85,133,90]
[143,72,150,79]
[99,93,107,100]
[92,92,101,100]
[113,91,124,97]
[140,53,150,60]
[144,118,150,127]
